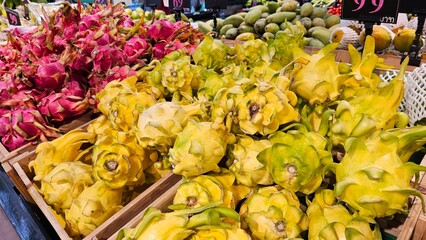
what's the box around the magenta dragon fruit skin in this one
[123,36,149,63]
[147,20,178,42]
[33,61,68,91]
[11,108,61,140]
[79,14,102,32]
[0,110,11,136]
[2,132,28,151]
[38,91,89,122]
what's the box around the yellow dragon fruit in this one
[29,129,97,181]
[339,36,393,100]
[135,102,204,155]
[168,121,233,177]
[97,76,163,132]
[144,51,196,99]
[39,162,94,213]
[86,115,114,136]
[212,81,299,136]
[326,125,426,219]
[92,130,155,189]
[65,181,123,237]
[239,185,308,239]
[233,39,271,67]
[291,43,342,105]
[258,124,333,194]
[117,202,246,240]
[330,58,410,147]
[171,169,244,210]
[227,135,274,187]
[306,189,382,240]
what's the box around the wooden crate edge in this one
[107,180,182,240]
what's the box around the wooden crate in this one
[1,114,96,203]
[0,110,96,165]
[107,180,181,240]
[11,146,182,240]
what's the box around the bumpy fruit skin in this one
[39,162,94,213]
[327,126,426,219]
[291,43,342,105]
[258,124,333,194]
[189,228,252,240]
[172,169,239,209]
[330,57,410,147]
[212,80,299,136]
[29,129,97,181]
[306,189,382,240]
[96,77,163,132]
[92,130,152,189]
[135,102,203,155]
[168,121,232,177]
[228,135,273,187]
[65,181,123,237]
[239,186,308,240]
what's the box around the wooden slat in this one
[397,155,426,240]
[0,143,9,162]
[106,180,181,240]
[1,159,34,203]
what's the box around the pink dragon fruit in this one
[123,36,149,63]
[152,40,185,59]
[147,20,178,41]
[79,14,102,32]
[9,108,61,142]
[0,109,10,136]
[91,45,124,73]
[33,47,75,91]
[1,89,47,110]
[105,65,137,82]
[38,82,90,122]
[2,132,28,151]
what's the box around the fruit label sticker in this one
[341,0,400,23]
[5,8,21,26]
[205,0,227,9]
[168,0,191,9]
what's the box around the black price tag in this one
[205,0,227,9]
[341,0,400,24]
[168,0,191,9]
[95,0,108,5]
[5,8,21,26]
[146,0,161,7]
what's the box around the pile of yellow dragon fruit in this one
[28,32,426,239]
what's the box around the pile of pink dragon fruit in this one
[0,2,204,151]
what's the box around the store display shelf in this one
[11,144,181,240]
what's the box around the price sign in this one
[5,8,21,26]
[205,0,227,9]
[95,0,108,5]
[341,0,400,24]
[146,0,161,7]
[168,0,191,9]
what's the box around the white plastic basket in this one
[405,64,426,126]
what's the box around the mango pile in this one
[197,0,341,48]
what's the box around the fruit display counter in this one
[1,1,426,240]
